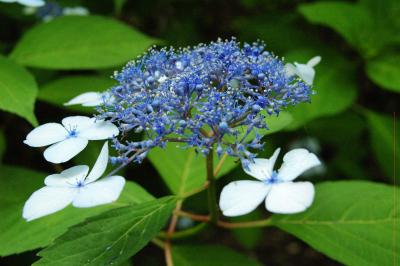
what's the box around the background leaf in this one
[10,16,159,70]
[271,181,399,266]
[0,56,38,125]
[365,111,399,181]
[38,75,116,113]
[0,165,154,256]
[366,53,400,93]
[172,244,262,266]
[35,197,176,266]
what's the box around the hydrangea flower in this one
[65,91,114,107]
[285,56,321,85]
[97,38,316,165]
[23,142,125,221]
[24,116,119,163]
[0,0,44,7]
[219,148,321,216]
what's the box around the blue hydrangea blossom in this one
[97,38,314,165]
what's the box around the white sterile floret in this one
[22,142,126,221]
[0,0,44,7]
[219,148,321,216]
[285,56,321,85]
[64,92,114,107]
[24,116,119,163]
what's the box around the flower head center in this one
[264,171,279,185]
[67,125,79,138]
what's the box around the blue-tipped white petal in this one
[85,142,109,184]
[78,120,119,140]
[22,187,77,221]
[265,181,314,214]
[45,165,89,187]
[278,149,321,182]
[72,176,125,208]
[219,180,270,217]
[64,92,103,107]
[44,137,88,164]
[243,148,280,181]
[24,123,67,147]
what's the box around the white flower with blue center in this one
[285,56,321,85]
[22,142,125,221]
[24,116,119,163]
[219,148,321,216]
[0,0,44,7]
[64,92,114,107]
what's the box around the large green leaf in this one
[271,181,400,266]
[0,56,38,125]
[0,165,154,256]
[35,197,176,266]
[366,53,400,93]
[365,111,399,181]
[10,16,158,70]
[298,1,400,58]
[148,144,238,196]
[38,75,116,113]
[285,49,357,130]
[172,244,262,266]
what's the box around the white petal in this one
[61,116,95,132]
[45,165,89,187]
[244,148,280,181]
[307,56,321,67]
[64,92,103,107]
[22,186,77,221]
[284,63,297,77]
[17,0,45,7]
[219,180,271,217]
[79,120,119,140]
[85,142,109,184]
[278,148,321,181]
[265,182,314,214]
[72,176,125,208]
[44,138,88,163]
[23,123,67,147]
[294,63,315,85]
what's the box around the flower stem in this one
[206,151,218,224]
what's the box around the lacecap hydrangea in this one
[97,38,314,166]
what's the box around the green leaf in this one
[148,143,238,196]
[284,49,357,130]
[366,53,400,93]
[271,181,400,266]
[38,75,116,113]
[35,197,177,266]
[172,244,262,266]
[298,1,400,58]
[365,111,399,181]
[230,211,263,249]
[10,16,159,70]
[0,165,154,256]
[0,56,38,125]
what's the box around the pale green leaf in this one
[148,143,238,196]
[271,181,400,266]
[366,53,400,93]
[0,165,154,256]
[172,244,262,266]
[10,16,159,70]
[0,56,38,125]
[38,75,116,113]
[35,197,177,266]
[365,111,399,181]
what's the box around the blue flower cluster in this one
[97,38,312,165]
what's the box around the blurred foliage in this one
[0,0,399,265]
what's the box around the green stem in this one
[206,151,218,224]
[158,223,208,240]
